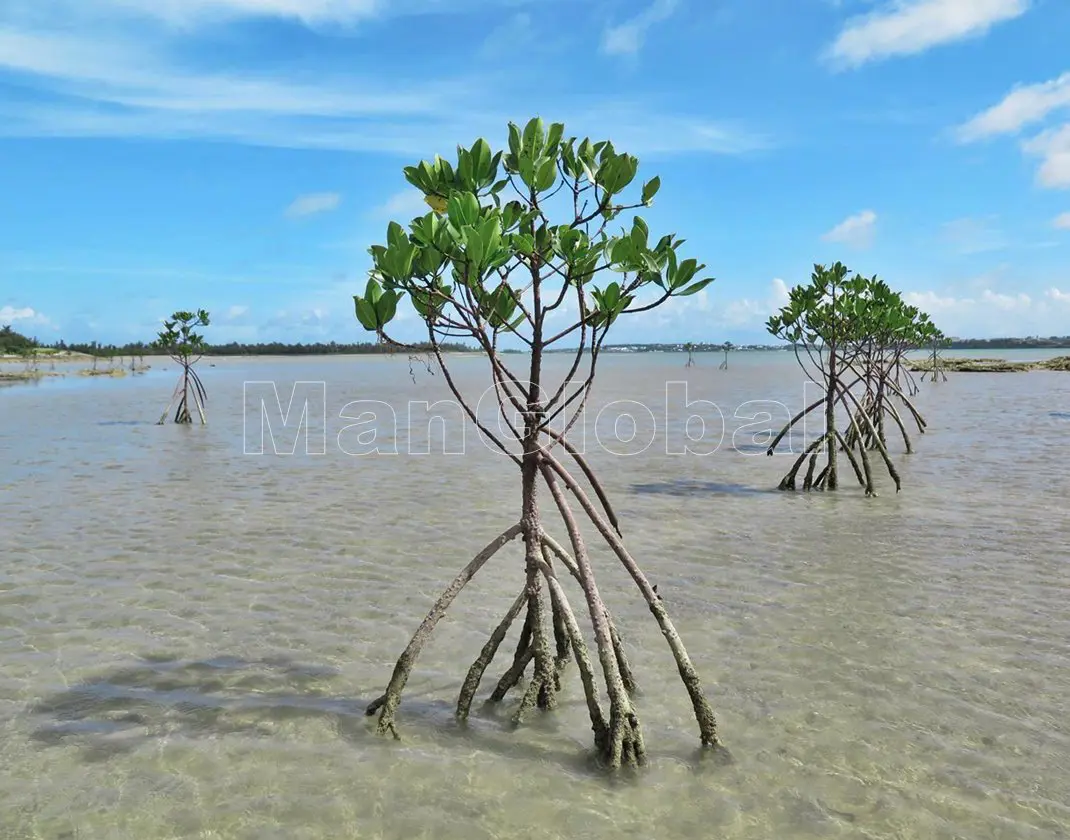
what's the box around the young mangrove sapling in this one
[153,309,210,424]
[353,117,722,769]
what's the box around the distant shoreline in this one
[6,338,1070,362]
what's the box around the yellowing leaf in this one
[424,193,448,214]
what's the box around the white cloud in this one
[4,0,541,29]
[827,0,1029,68]
[0,305,55,329]
[1022,124,1070,189]
[0,25,766,156]
[956,71,1070,141]
[719,278,791,327]
[375,188,430,219]
[0,27,453,118]
[903,286,1070,336]
[956,73,1070,192]
[91,0,380,27]
[821,210,877,248]
[1054,212,1070,230]
[601,0,678,57]
[286,192,342,218]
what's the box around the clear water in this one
[1,350,1068,839]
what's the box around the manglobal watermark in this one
[241,380,831,457]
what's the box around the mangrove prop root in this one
[539,462,644,768]
[834,430,866,488]
[490,648,533,702]
[486,596,534,702]
[766,395,825,455]
[540,531,638,696]
[456,589,527,722]
[513,601,534,666]
[511,567,558,724]
[542,545,573,684]
[157,379,183,425]
[538,557,608,750]
[840,385,901,493]
[802,452,819,490]
[545,428,621,536]
[778,433,828,491]
[366,523,523,738]
[885,400,913,454]
[544,456,719,751]
[843,406,877,496]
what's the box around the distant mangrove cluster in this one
[764,263,944,496]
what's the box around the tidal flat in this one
[1,350,1068,839]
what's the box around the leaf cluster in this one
[354,117,713,347]
[153,309,210,362]
[766,263,942,350]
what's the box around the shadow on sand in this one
[26,653,726,780]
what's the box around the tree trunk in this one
[825,347,838,490]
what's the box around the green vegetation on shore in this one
[6,335,474,358]
[7,324,1070,359]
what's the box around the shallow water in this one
[1,350,1068,839]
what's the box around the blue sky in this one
[1,0,1069,345]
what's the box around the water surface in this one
[1,351,1068,839]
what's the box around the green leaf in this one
[522,116,544,155]
[579,159,598,186]
[507,122,522,157]
[465,226,485,268]
[513,232,535,254]
[447,192,480,228]
[641,176,661,204]
[471,138,493,182]
[535,157,556,192]
[546,122,564,154]
[376,289,399,325]
[675,278,714,297]
[354,296,378,331]
[630,216,649,251]
[365,276,383,305]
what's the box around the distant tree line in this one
[4,332,473,357]
[0,325,40,355]
[944,336,1070,349]
[6,323,1070,358]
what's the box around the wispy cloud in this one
[1054,212,1070,230]
[821,209,877,248]
[374,188,430,219]
[0,23,766,156]
[1022,124,1070,189]
[0,305,55,329]
[601,0,678,57]
[719,278,791,328]
[826,0,1030,68]
[4,0,552,29]
[903,285,1070,336]
[956,71,1070,141]
[955,72,1070,192]
[85,0,381,27]
[286,192,342,218]
[940,215,1008,254]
